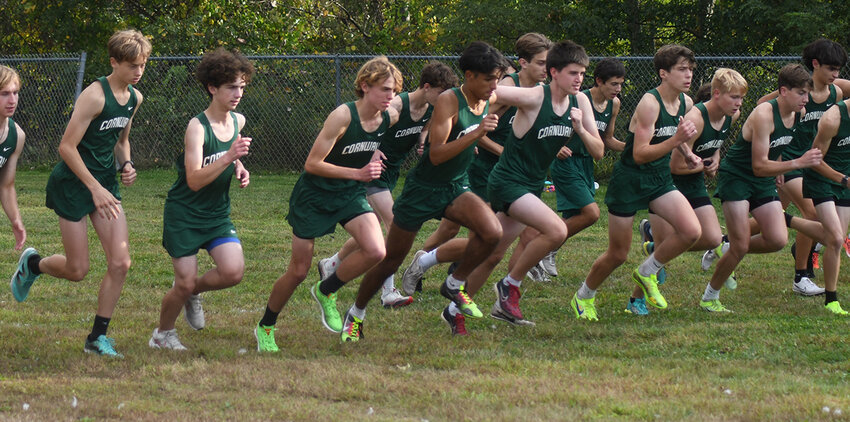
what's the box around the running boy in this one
[570,45,702,321]
[704,64,822,312]
[149,48,254,350]
[0,65,29,252]
[254,56,400,352]
[10,30,151,357]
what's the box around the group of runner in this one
[6,30,850,356]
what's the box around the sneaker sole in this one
[792,288,826,297]
[10,247,35,302]
[382,297,414,309]
[310,285,341,333]
[490,306,536,326]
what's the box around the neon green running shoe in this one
[255,323,279,352]
[632,269,667,309]
[570,293,598,321]
[700,299,732,313]
[311,281,342,332]
[825,301,849,315]
[340,311,364,342]
[439,281,483,318]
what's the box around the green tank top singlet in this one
[581,88,614,147]
[691,102,732,159]
[78,76,138,173]
[0,118,18,169]
[784,84,838,159]
[721,99,797,178]
[474,73,520,166]
[807,101,850,184]
[380,92,432,169]
[302,102,389,192]
[492,85,577,182]
[166,112,238,219]
[411,87,489,185]
[620,89,686,172]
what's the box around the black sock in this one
[721,234,729,244]
[259,306,279,327]
[319,272,345,296]
[825,290,838,305]
[28,254,42,275]
[88,315,110,342]
[784,212,793,228]
[629,297,636,303]
[794,270,808,282]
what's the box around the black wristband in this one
[842,175,848,187]
[120,160,134,172]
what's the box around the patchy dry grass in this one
[1,169,850,421]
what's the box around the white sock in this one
[503,274,521,288]
[702,284,721,301]
[447,302,459,316]
[577,281,596,300]
[419,249,439,270]
[349,305,366,320]
[445,275,464,290]
[382,274,395,292]
[638,254,664,277]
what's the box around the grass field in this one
[2,169,850,421]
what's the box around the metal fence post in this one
[75,52,87,100]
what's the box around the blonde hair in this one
[0,65,20,91]
[354,56,402,98]
[107,30,152,63]
[711,68,748,95]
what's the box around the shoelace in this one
[457,289,473,305]
[347,319,361,337]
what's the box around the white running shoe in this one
[381,288,413,308]
[540,250,558,277]
[793,277,825,296]
[639,218,653,243]
[401,250,427,296]
[184,294,205,330]
[317,257,336,281]
[148,328,187,351]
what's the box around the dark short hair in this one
[459,41,509,75]
[593,58,625,84]
[654,44,695,74]
[196,48,255,97]
[778,63,813,91]
[546,40,589,77]
[802,38,848,70]
[419,61,458,89]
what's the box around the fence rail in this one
[2,53,835,181]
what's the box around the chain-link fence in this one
[4,53,844,181]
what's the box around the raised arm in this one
[810,104,844,183]
[428,90,498,165]
[184,112,251,191]
[574,91,605,160]
[602,97,625,152]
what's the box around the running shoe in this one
[632,269,667,309]
[494,280,523,320]
[656,267,667,285]
[439,280,483,318]
[84,335,123,358]
[527,262,551,282]
[624,298,649,315]
[255,323,279,352]
[184,294,205,330]
[725,273,738,290]
[317,256,337,281]
[793,277,825,296]
[381,288,413,308]
[641,241,654,256]
[570,293,598,321]
[149,328,187,351]
[340,311,363,342]
[490,301,536,326]
[10,247,40,302]
[401,250,427,296]
[825,301,849,315]
[446,261,459,276]
[540,250,558,277]
[639,218,653,243]
[701,248,719,272]
[311,281,342,332]
[441,306,467,335]
[700,299,732,313]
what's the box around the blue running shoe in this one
[625,298,650,315]
[10,247,40,302]
[84,335,123,358]
[656,267,667,285]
